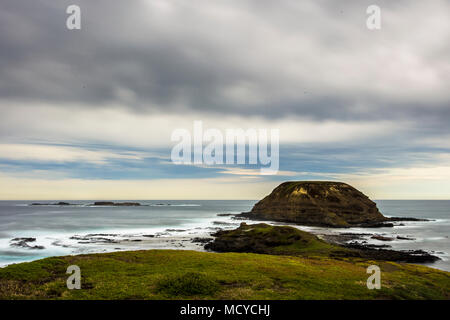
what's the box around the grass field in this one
[0,249,449,300]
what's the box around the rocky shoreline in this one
[318,232,439,263]
[204,222,440,264]
[10,237,45,250]
[235,212,430,228]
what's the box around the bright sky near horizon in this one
[0,0,450,200]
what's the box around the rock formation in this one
[205,223,439,263]
[239,181,388,227]
[205,222,335,255]
[93,202,141,206]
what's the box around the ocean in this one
[0,200,448,271]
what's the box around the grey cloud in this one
[0,0,449,126]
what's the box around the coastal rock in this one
[389,217,430,222]
[239,181,388,227]
[192,237,213,244]
[55,202,71,206]
[212,221,236,226]
[344,243,440,263]
[206,223,440,264]
[10,237,45,250]
[93,202,141,206]
[371,235,394,241]
[31,201,72,206]
[70,235,119,244]
[205,222,340,255]
[397,236,415,240]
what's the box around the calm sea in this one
[0,200,448,271]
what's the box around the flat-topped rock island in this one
[239,181,422,228]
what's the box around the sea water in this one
[0,200,448,271]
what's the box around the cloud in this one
[0,1,449,199]
[0,0,449,124]
[0,102,406,147]
[0,143,145,164]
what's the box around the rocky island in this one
[92,202,141,206]
[31,202,73,206]
[239,181,422,228]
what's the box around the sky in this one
[0,0,449,200]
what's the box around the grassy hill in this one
[205,222,349,257]
[0,249,449,300]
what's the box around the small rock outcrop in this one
[31,202,72,206]
[10,238,45,250]
[205,222,336,255]
[93,202,141,206]
[239,181,388,227]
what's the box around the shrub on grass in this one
[156,272,219,297]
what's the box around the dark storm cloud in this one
[0,0,449,125]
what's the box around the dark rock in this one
[397,236,415,240]
[70,235,89,241]
[358,243,392,249]
[114,202,141,206]
[212,221,235,225]
[340,232,372,236]
[205,222,334,255]
[192,237,213,244]
[31,202,73,206]
[371,235,394,241]
[217,213,237,217]
[93,202,141,206]
[388,217,430,222]
[12,237,36,242]
[344,243,440,263]
[93,202,115,206]
[55,202,71,206]
[10,237,45,250]
[70,235,118,244]
[360,222,394,228]
[321,233,365,243]
[238,181,388,227]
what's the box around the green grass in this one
[209,222,353,257]
[156,272,220,297]
[0,250,448,300]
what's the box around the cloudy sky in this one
[0,0,449,200]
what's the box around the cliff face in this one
[244,181,387,227]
